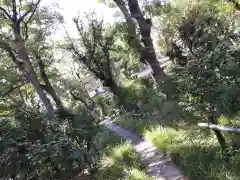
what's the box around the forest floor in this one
[100,117,185,180]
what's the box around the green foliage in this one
[145,126,240,180]
[155,0,240,117]
[0,107,101,179]
[111,142,141,168]
[118,80,165,114]
[128,168,153,180]
[96,128,149,180]
[115,114,240,180]
[94,94,113,116]
[1,0,240,179]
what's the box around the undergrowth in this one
[115,107,240,180]
[96,127,151,180]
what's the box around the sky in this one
[41,0,118,40]
[39,0,162,75]
[39,0,120,77]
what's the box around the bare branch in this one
[0,6,12,20]
[0,39,28,75]
[18,0,41,23]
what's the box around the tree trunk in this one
[207,106,227,151]
[126,0,167,79]
[14,37,55,119]
[113,0,142,55]
[0,0,55,119]
[105,77,120,98]
[37,57,64,110]
[113,0,166,79]
[213,129,227,150]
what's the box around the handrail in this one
[198,123,240,134]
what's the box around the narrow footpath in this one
[101,118,186,180]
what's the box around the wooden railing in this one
[198,123,240,134]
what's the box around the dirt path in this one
[101,118,185,180]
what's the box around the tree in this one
[0,0,55,119]
[66,14,122,98]
[159,0,240,150]
[102,0,167,79]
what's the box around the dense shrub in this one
[0,107,101,179]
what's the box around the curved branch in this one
[0,7,12,20]
[0,39,28,75]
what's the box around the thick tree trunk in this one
[126,0,167,79]
[37,57,64,110]
[14,37,55,119]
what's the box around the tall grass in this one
[145,125,240,180]
[115,111,240,180]
[97,128,150,179]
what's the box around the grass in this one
[114,114,157,135]
[145,126,240,180]
[128,168,153,180]
[114,103,240,180]
[96,127,151,180]
[111,142,142,168]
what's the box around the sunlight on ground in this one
[144,126,240,180]
[97,128,150,180]
[115,113,240,180]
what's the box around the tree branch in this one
[12,0,17,22]
[18,0,41,23]
[0,6,12,20]
[1,82,27,97]
[22,21,29,40]
[36,56,64,109]
[0,39,28,75]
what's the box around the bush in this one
[119,80,165,115]
[0,107,101,179]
